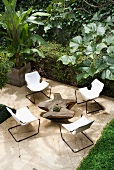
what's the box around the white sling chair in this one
[6,107,40,142]
[25,71,51,104]
[75,79,104,114]
[59,116,94,153]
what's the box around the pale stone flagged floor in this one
[0,79,114,170]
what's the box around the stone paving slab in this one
[0,79,114,170]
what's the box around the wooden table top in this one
[38,93,76,120]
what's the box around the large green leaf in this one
[85,45,93,55]
[27,16,36,21]
[36,50,45,58]
[32,12,50,17]
[109,66,114,73]
[95,63,108,74]
[106,16,112,22]
[11,0,17,10]
[75,52,83,61]
[76,73,90,82]
[112,16,114,22]
[83,59,91,66]
[91,12,101,21]
[21,48,45,58]
[20,7,32,22]
[96,43,107,54]
[2,0,16,13]
[103,56,114,64]
[90,63,96,74]
[27,19,44,25]
[76,59,96,78]
[97,25,106,35]
[30,34,47,46]
[70,36,82,53]
[83,24,91,34]
[21,48,31,54]
[58,55,76,65]
[88,23,97,32]
[102,69,114,80]
[83,23,96,34]
[104,36,114,45]
[19,23,29,42]
[77,66,91,73]
[88,54,94,59]
[107,46,114,54]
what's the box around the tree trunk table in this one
[38,93,76,120]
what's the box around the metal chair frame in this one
[26,85,52,104]
[8,119,40,142]
[75,89,104,114]
[59,124,94,153]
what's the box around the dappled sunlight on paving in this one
[0,79,114,170]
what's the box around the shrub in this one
[31,42,77,85]
[0,53,13,89]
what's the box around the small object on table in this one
[38,93,76,120]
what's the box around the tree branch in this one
[83,0,113,8]
[75,7,92,15]
[91,0,100,5]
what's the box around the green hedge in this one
[31,42,114,98]
[32,42,78,85]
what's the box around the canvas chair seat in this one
[59,116,94,153]
[6,106,40,142]
[25,71,51,104]
[75,79,104,114]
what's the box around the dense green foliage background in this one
[1,0,114,45]
[31,42,77,85]
[0,0,114,96]
[31,42,114,97]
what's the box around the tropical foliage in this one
[59,13,114,81]
[0,0,114,45]
[0,0,114,91]
[43,0,114,45]
[0,0,50,68]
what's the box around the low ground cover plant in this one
[77,118,114,170]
